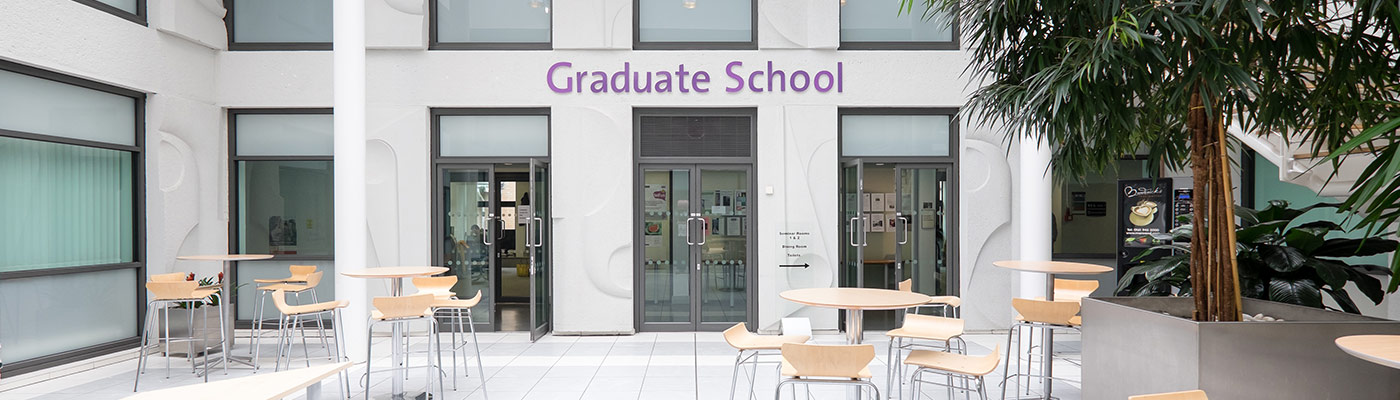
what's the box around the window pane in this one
[234,114,334,156]
[436,0,552,43]
[841,0,953,43]
[235,260,335,320]
[0,136,134,273]
[232,0,333,43]
[841,114,950,157]
[237,161,335,257]
[638,0,751,43]
[0,268,138,363]
[94,0,140,14]
[439,115,548,157]
[0,69,137,146]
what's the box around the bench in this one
[124,361,351,400]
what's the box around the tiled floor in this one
[0,330,1082,400]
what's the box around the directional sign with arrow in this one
[779,263,810,268]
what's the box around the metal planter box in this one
[1082,297,1400,400]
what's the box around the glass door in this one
[527,159,551,341]
[438,165,496,330]
[696,166,750,330]
[641,166,694,329]
[896,165,954,299]
[840,159,866,287]
[639,164,753,331]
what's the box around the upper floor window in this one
[840,0,956,50]
[634,0,755,50]
[226,0,333,50]
[75,0,146,25]
[431,0,553,50]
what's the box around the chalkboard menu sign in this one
[1117,179,1174,279]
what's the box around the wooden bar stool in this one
[1001,298,1081,399]
[270,289,351,397]
[365,293,444,400]
[898,279,961,317]
[1044,278,1098,304]
[252,270,325,369]
[1129,390,1208,400]
[775,343,879,400]
[722,322,809,400]
[902,345,1001,400]
[134,278,226,391]
[885,314,965,399]
[411,276,488,394]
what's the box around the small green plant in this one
[174,272,243,309]
[1119,200,1397,314]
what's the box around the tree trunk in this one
[1188,87,1244,321]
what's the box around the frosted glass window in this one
[0,268,138,363]
[0,136,135,273]
[232,0,333,43]
[842,115,951,157]
[235,261,335,320]
[94,0,139,14]
[638,0,752,43]
[436,0,552,43]
[439,115,548,157]
[841,0,954,43]
[0,69,137,146]
[234,114,334,156]
[237,161,334,257]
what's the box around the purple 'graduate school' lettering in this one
[547,61,843,94]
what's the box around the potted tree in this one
[905,0,1400,397]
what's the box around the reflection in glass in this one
[698,169,747,323]
[840,0,953,43]
[900,167,951,296]
[443,168,494,325]
[436,0,552,44]
[232,0,333,43]
[642,168,691,323]
[237,161,334,257]
[638,0,752,43]
[0,268,137,363]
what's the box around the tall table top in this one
[780,288,932,310]
[993,260,1113,275]
[1336,335,1400,370]
[123,362,351,400]
[340,266,448,279]
[176,254,274,262]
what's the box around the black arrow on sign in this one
[779,263,810,268]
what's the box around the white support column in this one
[1018,136,1052,299]
[333,0,368,362]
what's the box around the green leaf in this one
[1306,259,1349,288]
[1283,228,1327,254]
[1313,238,1399,258]
[1344,268,1386,305]
[1236,220,1288,244]
[1268,278,1323,308]
[1294,220,1344,231]
[1259,245,1307,273]
[1320,117,1400,165]
[1324,288,1362,314]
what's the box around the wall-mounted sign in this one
[547,61,844,94]
[1085,201,1107,217]
[1117,179,1173,279]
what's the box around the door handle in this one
[896,214,911,245]
[696,217,709,246]
[848,217,860,246]
[684,217,697,245]
[525,214,534,248]
[860,215,869,247]
[483,214,495,246]
[533,216,544,247]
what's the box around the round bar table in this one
[1336,335,1400,370]
[341,266,448,400]
[993,260,1112,400]
[780,287,932,344]
[176,254,273,372]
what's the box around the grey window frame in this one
[74,0,147,25]
[837,5,959,50]
[632,0,758,50]
[223,0,333,51]
[836,107,960,297]
[0,59,146,377]
[428,0,554,50]
[227,108,335,327]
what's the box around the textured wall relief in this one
[573,107,632,300]
[960,135,1016,329]
[366,139,400,267]
[759,0,806,48]
[156,131,200,273]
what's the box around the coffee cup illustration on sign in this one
[1129,200,1159,226]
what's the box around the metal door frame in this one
[432,163,498,333]
[893,163,957,297]
[635,163,757,332]
[840,159,866,288]
[528,158,552,341]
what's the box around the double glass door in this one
[841,161,953,329]
[437,160,551,341]
[639,165,752,331]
